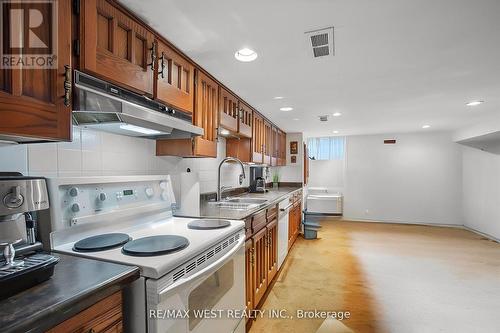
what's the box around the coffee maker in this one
[249,166,266,193]
[0,173,59,300]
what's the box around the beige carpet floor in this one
[249,220,500,333]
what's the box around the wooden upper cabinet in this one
[263,121,272,165]
[156,70,218,157]
[154,40,194,113]
[252,112,264,163]
[0,0,72,142]
[193,70,218,157]
[219,87,238,132]
[238,102,252,138]
[277,130,286,166]
[271,126,278,166]
[80,0,154,95]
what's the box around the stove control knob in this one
[71,203,80,213]
[159,181,167,190]
[145,187,154,198]
[97,192,107,202]
[68,187,79,197]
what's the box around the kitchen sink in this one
[208,201,260,211]
[224,198,268,205]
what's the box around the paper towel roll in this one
[178,171,200,216]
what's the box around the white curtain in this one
[307,136,345,160]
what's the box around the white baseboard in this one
[335,217,500,243]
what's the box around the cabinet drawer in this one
[266,205,278,222]
[251,210,267,234]
[46,292,123,333]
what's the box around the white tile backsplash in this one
[0,127,254,194]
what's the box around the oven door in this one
[147,235,245,333]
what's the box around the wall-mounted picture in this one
[290,141,298,154]
[291,155,297,163]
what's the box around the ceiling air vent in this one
[305,27,335,58]
[319,115,329,122]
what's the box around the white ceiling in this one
[122,0,500,137]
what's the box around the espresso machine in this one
[249,166,267,193]
[0,173,59,300]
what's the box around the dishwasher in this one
[278,195,292,269]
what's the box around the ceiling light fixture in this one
[280,107,293,111]
[333,130,339,134]
[466,100,484,106]
[293,118,299,121]
[273,96,284,100]
[235,48,258,62]
[332,112,342,117]
[422,125,431,129]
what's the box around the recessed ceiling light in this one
[422,125,431,129]
[235,48,258,62]
[466,100,484,106]
[333,130,339,134]
[273,96,284,100]
[280,107,293,111]
[293,118,299,121]
[332,112,342,117]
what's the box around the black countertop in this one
[175,186,303,220]
[0,253,140,333]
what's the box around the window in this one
[307,136,345,160]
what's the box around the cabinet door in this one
[245,239,254,316]
[263,121,272,165]
[279,130,287,166]
[46,292,122,333]
[252,113,264,163]
[238,101,252,138]
[81,0,154,95]
[0,0,72,141]
[219,87,238,132]
[193,70,218,157]
[252,227,268,306]
[155,41,194,113]
[271,127,278,166]
[266,219,278,283]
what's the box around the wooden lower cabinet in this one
[266,219,278,283]
[46,292,123,333]
[288,198,302,249]
[245,239,254,317]
[252,227,268,307]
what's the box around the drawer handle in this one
[63,65,72,107]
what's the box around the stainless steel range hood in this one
[72,71,203,139]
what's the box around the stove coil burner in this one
[122,235,189,257]
[73,233,131,252]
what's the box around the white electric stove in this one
[41,175,245,333]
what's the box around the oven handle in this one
[156,233,245,303]
[280,203,293,212]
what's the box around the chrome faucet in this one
[217,157,246,201]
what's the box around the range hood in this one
[72,71,203,139]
